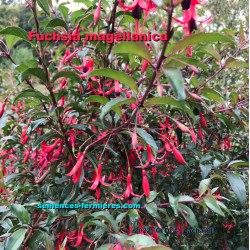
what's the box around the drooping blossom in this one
[112,171,140,199]
[199,113,207,127]
[118,0,156,33]
[88,163,112,190]
[21,126,29,145]
[142,169,150,197]
[66,151,86,177]
[94,1,101,25]
[171,144,187,165]
[173,0,212,57]
[0,102,6,118]
[72,58,94,79]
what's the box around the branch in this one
[85,4,175,152]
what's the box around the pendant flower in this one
[174,0,212,56]
[112,172,140,199]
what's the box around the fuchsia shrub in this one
[0,0,248,249]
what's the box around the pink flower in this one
[94,1,101,25]
[88,164,112,190]
[112,172,140,199]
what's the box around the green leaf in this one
[145,202,161,220]
[52,71,82,83]
[178,203,198,228]
[136,128,158,155]
[89,69,138,94]
[58,5,69,21]
[38,0,50,15]
[168,193,179,216]
[163,68,185,100]
[228,160,248,168]
[201,47,221,62]
[21,68,47,82]
[199,164,212,179]
[5,35,21,49]
[225,57,249,69]
[172,33,235,53]
[27,229,45,249]
[14,89,50,103]
[203,195,225,216]
[84,95,109,104]
[28,118,47,134]
[0,26,35,45]
[100,97,136,120]
[10,204,30,224]
[144,97,195,120]
[200,87,224,103]
[199,178,210,197]
[164,55,207,70]
[4,228,28,250]
[92,211,119,233]
[178,195,195,202]
[226,173,246,206]
[111,41,152,62]
[127,234,156,247]
[128,209,140,223]
[47,18,68,31]
[146,191,158,203]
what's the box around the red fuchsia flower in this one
[190,127,197,144]
[152,225,159,243]
[41,139,61,154]
[72,58,94,79]
[174,0,212,57]
[141,60,149,73]
[65,23,81,47]
[171,144,187,165]
[21,126,29,145]
[197,125,204,140]
[222,222,235,230]
[88,163,112,190]
[118,0,156,33]
[143,145,155,168]
[67,224,93,246]
[23,147,31,163]
[112,172,140,199]
[94,1,101,25]
[199,113,207,127]
[55,227,68,250]
[66,151,86,177]
[0,102,6,118]
[142,169,150,197]
[175,220,184,236]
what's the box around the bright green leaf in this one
[225,57,249,69]
[10,204,30,224]
[100,97,136,120]
[199,178,211,197]
[203,195,225,216]
[136,128,158,155]
[21,68,47,82]
[172,33,235,53]
[47,18,68,31]
[111,41,152,62]
[4,228,28,250]
[0,26,35,45]
[226,172,246,206]
[89,69,138,94]
[178,203,198,228]
[163,67,185,100]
